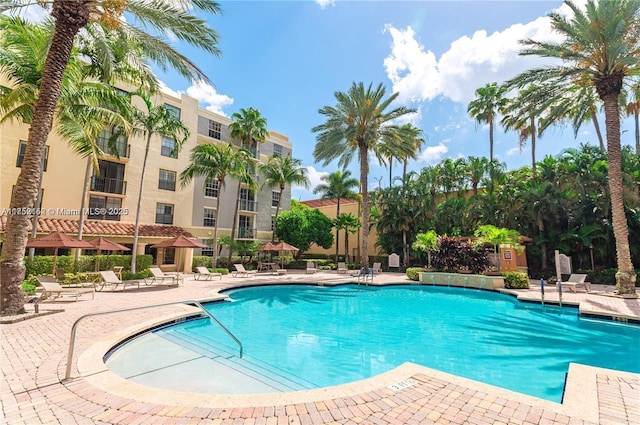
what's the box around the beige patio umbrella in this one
[26,231,93,275]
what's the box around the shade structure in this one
[87,237,130,271]
[26,231,93,274]
[150,234,207,249]
[256,241,299,268]
[256,242,276,251]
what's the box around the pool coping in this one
[74,283,638,424]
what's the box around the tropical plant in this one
[505,0,639,294]
[312,169,360,260]
[259,154,309,241]
[474,225,522,271]
[179,143,252,268]
[313,82,415,270]
[334,213,361,263]
[275,204,334,257]
[129,93,190,273]
[412,230,439,269]
[0,0,222,315]
[467,82,509,161]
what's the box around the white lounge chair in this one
[194,266,222,280]
[270,264,287,275]
[558,274,591,293]
[337,262,348,274]
[372,262,382,274]
[144,267,181,286]
[232,264,257,278]
[99,270,140,291]
[36,276,94,301]
[306,262,318,274]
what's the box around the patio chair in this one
[306,262,318,274]
[98,270,140,291]
[145,267,181,286]
[232,264,257,278]
[372,262,382,274]
[194,266,222,280]
[337,262,348,274]
[36,276,95,301]
[112,266,124,280]
[558,274,591,293]
[270,264,287,275]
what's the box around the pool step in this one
[158,325,317,392]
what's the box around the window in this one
[204,179,219,197]
[161,137,177,158]
[271,215,276,231]
[155,203,174,224]
[91,160,126,194]
[163,247,176,265]
[203,208,216,227]
[271,191,280,208]
[273,144,283,155]
[208,120,221,139]
[239,188,255,211]
[200,239,214,256]
[158,169,176,191]
[16,141,49,171]
[97,127,128,157]
[88,195,122,221]
[238,215,253,238]
[164,104,181,120]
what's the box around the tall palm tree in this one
[467,82,509,161]
[228,107,268,264]
[179,143,251,268]
[129,93,190,273]
[0,0,222,314]
[259,154,310,241]
[466,156,490,196]
[313,82,415,270]
[506,0,638,294]
[313,170,360,261]
[334,213,361,264]
[399,123,425,183]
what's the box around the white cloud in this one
[158,81,183,99]
[506,147,521,156]
[419,144,448,163]
[296,165,328,191]
[315,0,336,9]
[185,81,234,116]
[384,15,564,106]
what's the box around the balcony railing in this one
[239,199,257,212]
[91,176,127,195]
[237,227,256,239]
[96,139,130,158]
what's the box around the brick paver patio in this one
[2,270,639,424]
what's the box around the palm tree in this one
[624,78,640,154]
[313,82,415,270]
[259,154,310,241]
[466,156,490,196]
[399,123,425,183]
[334,213,361,264]
[0,0,222,314]
[129,93,190,273]
[313,170,360,261]
[506,0,638,294]
[228,107,268,264]
[467,82,509,161]
[412,230,438,269]
[179,143,251,268]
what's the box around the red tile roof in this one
[0,216,193,239]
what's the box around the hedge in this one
[24,254,153,276]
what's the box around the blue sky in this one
[20,1,638,200]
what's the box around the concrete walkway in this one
[1,270,639,424]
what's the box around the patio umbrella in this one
[87,237,130,271]
[262,241,299,269]
[26,231,93,275]
[150,234,208,249]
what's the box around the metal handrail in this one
[64,299,242,380]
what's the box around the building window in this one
[238,215,253,238]
[203,208,216,227]
[200,239,214,256]
[204,179,219,197]
[271,215,276,231]
[88,195,122,221]
[208,120,221,139]
[155,203,174,224]
[273,144,283,155]
[165,104,181,120]
[163,247,176,265]
[91,160,126,195]
[97,127,128,157]
[158,169,176,191]
[161,137,177,158]
[239,188,255,211]
[271,191,280,208]
[16,141,49,171]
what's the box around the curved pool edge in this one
[74,293,638,424]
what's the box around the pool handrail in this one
[64,299,242,381]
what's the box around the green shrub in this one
[503,272,530,289]
[24,254,153,275]
[21,275,39,295]
[121,269,152,281]
[406,267,422,281]
[192,255,214,269]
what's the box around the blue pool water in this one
[106,285,640,401]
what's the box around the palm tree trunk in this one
[131,134,153,273]
[334,199,341,262]
[227,180,242,265]
[344,229,350,264]
[75,157,92,261]
[272,185,284,242]
[590,110,605,151]
[489,119,494,161]
[359,142,370,270]
[388,157,393,187]
[0,0,90,315]
[530,116,537,178]
[634,111,639,155]
[602,93,636,295]
[212,183,222,269]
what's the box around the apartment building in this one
[0,84,293,265]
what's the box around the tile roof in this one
[0,216,192,239]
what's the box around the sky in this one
[18,0,638,200]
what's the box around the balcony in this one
[237,227,256,239]
[239,199,257,212]
[96,137,129,158]
[91,176,127,195]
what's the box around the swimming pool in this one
[105,284,640,402]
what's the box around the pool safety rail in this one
[64,300,243,380]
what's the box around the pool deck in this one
[1,270,639,424]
